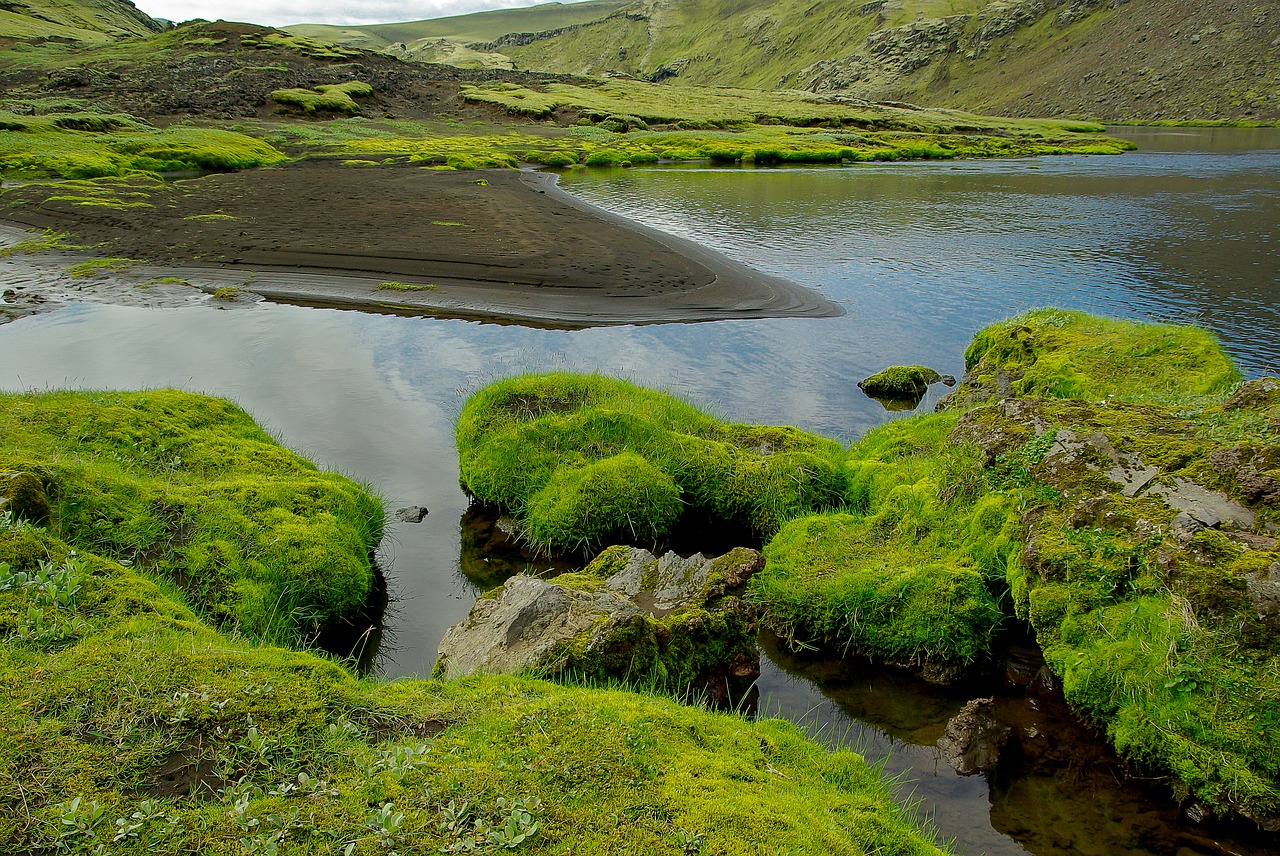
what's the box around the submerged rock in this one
[394,505,429,523]
[435,546,764,700]
[937,697,1010,775]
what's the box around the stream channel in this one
[2,126,1278,855]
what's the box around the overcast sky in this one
[132,0,588,28]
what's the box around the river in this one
[2,126,1277,855]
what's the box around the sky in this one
[131,0,586,28]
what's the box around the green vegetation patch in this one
[376,280,437,292]
[0,393,946,856]
[271,81,374,115]
[754,412,1015,674]
[858,365,944,399]
[0,112,288,179]
[0,390,382,643]
[457,373,847,554]
[951,308,1241,408]
[65,257,137,278]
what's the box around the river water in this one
[2,127,1277,854]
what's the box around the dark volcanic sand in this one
[1,162,841,325]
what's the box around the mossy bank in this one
[0,389,947,854]
[457,309,1280,826]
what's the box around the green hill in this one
[287,0,628,52]
[0,0,162,43]
[345,0,1276,122]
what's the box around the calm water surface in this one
[2,127,1277,855]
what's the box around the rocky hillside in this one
[0,0,162,43]
[336,0,1277,122]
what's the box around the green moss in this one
[0,390,382,644]
[526,453,683,554]
[270,81,374,115]
[0,392,946,856]
[377,280,437,291]
[456,373,846,554]
[955,308,1241,407]
[65,257,136,277]
[858,365,944,399]
[211,286,241,301]
[0,113,288,179]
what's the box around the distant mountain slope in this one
[0,0,162,43]
[288,0,629,52]
[497,0,1277,121]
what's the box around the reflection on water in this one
[2,128,1278,856]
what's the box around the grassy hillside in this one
[492,0,1278,122]
[287,0,628,52]
[0,0,161,43]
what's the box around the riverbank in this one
[0,162,842,326]
[0,389,946,855]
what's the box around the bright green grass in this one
[754,412,1016,670]
[456,372,847,554]
[0,393,947,856]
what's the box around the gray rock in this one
[937,697,1011,775]
[1246,562,1280,630]
[1149,479,1256,530]
[435,546,765,687]
[395,505,429,523]
[435,575,639,679]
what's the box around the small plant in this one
[65,257,137,278]
[674,829,706,854]
[365,802,405,846]
[212,286,241,301]
[57,796,105,850]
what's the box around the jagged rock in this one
[937,697,1011,775]
[0,471,50,525]
[435,546,764,697]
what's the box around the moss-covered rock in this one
[858,365,948,400]
[437,545,764,701]
[940,308,1241,411]
[456,372,847,554]
[0,389,383,643]
[0,470,51,525]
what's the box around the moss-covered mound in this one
[0,111,288,179]
[0,390,382,643]
[0,393,946,855]
[456,372,848,553]
[271,80,374,115]
[943,308,1241,409]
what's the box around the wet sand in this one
[0,162,841,326]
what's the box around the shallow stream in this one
[2,126,1277,855]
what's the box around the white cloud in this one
[132,0,590,28]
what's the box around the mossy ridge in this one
[0,417,947,855]
[456,372,848,554]
[0,110,288,179]
[0,389,382,644]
